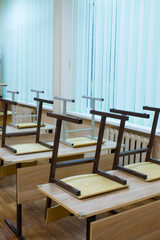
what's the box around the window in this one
[72,0,160,129]
[0,0,54,105]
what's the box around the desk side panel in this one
[0,161,37,177]
[91,200,160,240]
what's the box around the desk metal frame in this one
[4,163,25,240]
[0,141,116,240]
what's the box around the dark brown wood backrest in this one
[90,110,129,172]
[110,107,160,166]
[143,106,160,161]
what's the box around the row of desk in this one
[0,125,116,240]
[0,125,160,239]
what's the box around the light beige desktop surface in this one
[38,170,160,218]
[0,139,116,164]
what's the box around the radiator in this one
[105,128,149,166]
[15,105,36,124]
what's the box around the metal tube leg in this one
[4,163,25,240]
[4,213,25,240]
[17,204,22,236]
[45,197,52,219]
[0,159,4,166]
[86,216,96,240]
[111,149,116,154]
[16,163,23,238]
[91,100,95,138]
[109,210,118,215]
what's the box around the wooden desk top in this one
[0,140,116,164]
[0,123,55,135]
[38,170,160,218]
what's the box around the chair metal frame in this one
[110,106,160,180]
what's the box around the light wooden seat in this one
[125,162,160,181]
[13,122,46,129]
[66,137,101,148]
[0,83,7,86]
[61,173,128,199]
[9,143,52,155]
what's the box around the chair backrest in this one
[110,108,150,168]
[110,107,160,167]
[143,106,160,162]
[90,110,129,172]
[34,97,53,148]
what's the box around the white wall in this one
[61,0,73,104]
[53,0,62,113]
[53,0,73,114]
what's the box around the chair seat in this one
[65,137,105,148]
[124,162,160,181]
[14,122,45,129]
[61,173,128,199]
[10,143,52,155]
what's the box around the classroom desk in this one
[0,140,116,240]
[38,170,160,240]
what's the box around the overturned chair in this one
[38,110,129,225]
[0,97,54,154]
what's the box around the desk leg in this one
[86,216,96,240]
[0,158,4,166]
[109,209,118,214]
[109,149,118,215]
[4,163,25,240]
[45,197,52,218]
[111,149,115,154]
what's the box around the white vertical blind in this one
[72,0,160,129]
[0,0,54,104]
